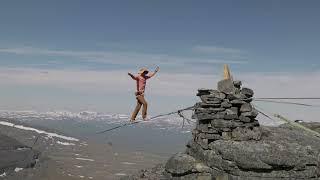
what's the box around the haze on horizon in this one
[0,0,320,122]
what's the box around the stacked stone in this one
[191,79,261,149]
[123,79,320,180]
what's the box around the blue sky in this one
[0,0,320,119]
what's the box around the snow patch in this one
[75,158,95,162]
[17,147,30,151]
[121,162,136,165]
[181,130,191,134]
[0,172,6,177]
[80,142,88,146]
[0,121,79,142]
[14,168,23,172]
[0,110,194,131]
[56,141,75,146]
[115,173,127,176]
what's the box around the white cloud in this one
[1,67,320,98]
[0,46,248,68]
[238,71,320,98]
[0,68,215,96]
[192,45,244,54]
[0,67,319,122]
[237,72,320,123]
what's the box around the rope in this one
[96,97,320,134]
[32,135,40,148]
[177,110,196,129]
[255,97,320,100]
[274,114,320,138]
[253,104,275,121]
[96,105,195,134]
[253,99,314,107]
[253,104,320,138]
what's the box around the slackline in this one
[96,105,195,134]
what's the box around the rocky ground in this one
[0,118,168,180]
[1,80,320,180]
[0,133,39,178]
[122,123,320,180]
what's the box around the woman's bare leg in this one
[131,99,142,121]
[137,95,148,120]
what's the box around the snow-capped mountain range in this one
[0,110,194,130]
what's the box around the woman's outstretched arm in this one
[148,66,159,78]
[128,73,137,80]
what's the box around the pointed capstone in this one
[217,79,236,94]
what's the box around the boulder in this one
[198,133,222,140]
[196,123,209,132]
[211,119,243,129]
[231,127,262,141]
[241,88,254,98]
[196,102,221,109]
[171,173,212,180]
[240,103,252,112]
[241,109,258,118]
[226,94,237,101]
[230,99,246,106]
[239,115,252,123]
[120,164,169,180]
[221,100,232,108]
[191,126,320,179]
[233,81,242,88]
[200,95,222,105]
[210,91,226,100]
[126,125,320,180]
[165,153,196,175]
[211,112,226,119]
[197,89,211,96]
[224,109,238,120]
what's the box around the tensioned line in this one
[255,97,320,100]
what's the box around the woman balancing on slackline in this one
[128,66,159,122]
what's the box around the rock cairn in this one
[123,79,320,180]
[180,79,320,180]
[191,79,261,150]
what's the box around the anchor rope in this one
[253,99,314,107]
[96,105,196,134]
[255,97,320,100]
[96,97,320,134]
[253,104,320,138]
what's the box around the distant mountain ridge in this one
[0,110,193,130]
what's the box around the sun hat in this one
[138,68,149,74]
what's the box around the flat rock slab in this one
[280,122,320,134]
[0,133,39,174]
[0,134,27,150]
[188,126,320,179]
[120,164,170,180]
[123,126,320,180]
